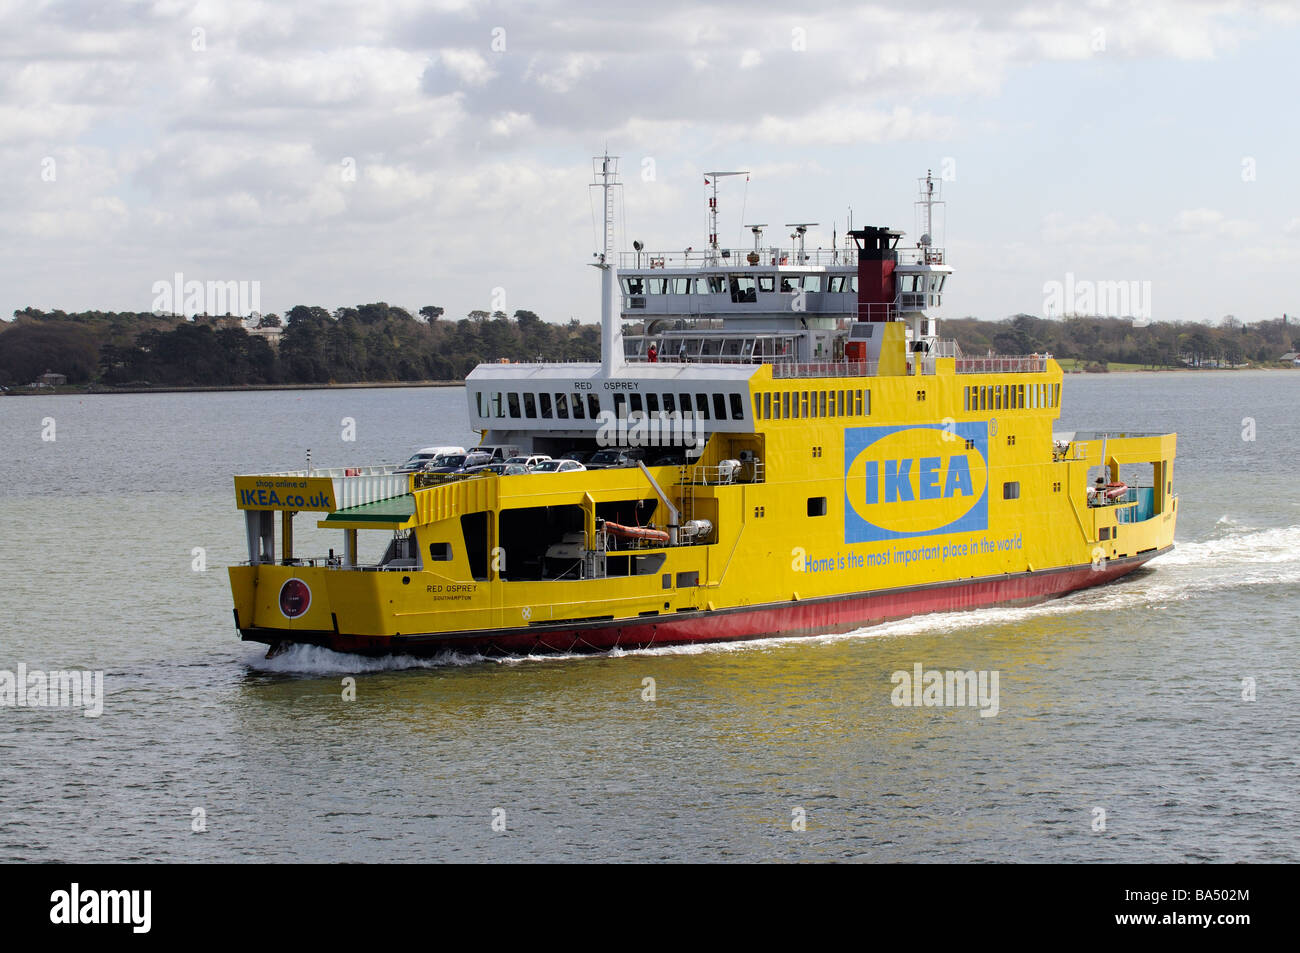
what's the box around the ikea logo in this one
[845,424,989,542]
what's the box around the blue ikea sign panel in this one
[844,423,990,542]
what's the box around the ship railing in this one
[929,339,964,359]
[255,465,399,478]
[1070,430,1172,440]
[771,361,879,379]
[615,246,942,270]
[954,356,1049,374]
[679,460,765,486]
[239,555,415,570]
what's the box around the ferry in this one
[228,158,1177,657]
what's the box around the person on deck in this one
[647,343,658,363]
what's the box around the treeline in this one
[0,304,601,387]
[944,314,1295,368]
[1,306,1294,389]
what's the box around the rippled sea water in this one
[1,371,1296,862]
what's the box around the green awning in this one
[320,495,415,525]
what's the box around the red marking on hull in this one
[249,551,1164,658]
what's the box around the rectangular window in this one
[730,393,744,420]
[757,275,775,293]
[538,393,552,418]
[801,392,810,417]
[696,394,710,420]
[663,393,675,413]
[676,570,700,588]
[763,393,772,419]
[994,387,1002,411]
[1003,481,1020,500]
[523,393,537,418]
[554,393,568,419]
[570,393,585,419]
[713,393,727,420]
[1017,384,1025,409]
[1099,527,1111,541]
[507,393,521,418]
[819,391,827,417]
[587,394,600,418]
[428,542,452,561]
[782,392,791,418]
[807,497,828,517]
[679,393,692,415]
[630,393,643,414]
[613,393,627,418]
[646,393,659,413]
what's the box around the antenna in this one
[746,224,767,251]
[703,170,748,264]
[784,223,819,263]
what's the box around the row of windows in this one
[754,388,871,421]
[622,274,857,297]
[963,381,1059,413]
[475,390,746,422]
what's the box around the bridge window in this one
[1003,481,1020,500]
[646,277,666,294]
[630,393,643,414]
[552,393,568,419]
[696,394,711,419]
[668,277,690,294]
[538,393,552,418]
[730,393,744,419]
[663,393,675,413]
[728,275,757,303]
[587,394,600,418]
[781,392,790,418]
[706,276,726,294]
[613,393,627,417]
[758,275,775,293]
[523,393,537,418]
[803,274,823,293]
[712,393,727,420]
[507,393,521,418]
[679,393,692,415]
[624,276,645,295]
[569,393,585,419]
[646,393,659,413]
[807,497,828,517]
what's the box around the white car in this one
[532,459,586,473]
[503,454,552,470]
[397,445,464,473]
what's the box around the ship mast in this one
[916,170,944,264]
[591,153,623,376]
[703,170,748,264]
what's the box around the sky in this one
[3,0,1299,328]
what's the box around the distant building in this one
[246,325,283,348]
[1281,351,1300,366]
[33,370,67,387]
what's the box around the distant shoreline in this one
[3,365,1295,397]
[2,380,466,397]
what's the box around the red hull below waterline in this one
[242,548,1168,659]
